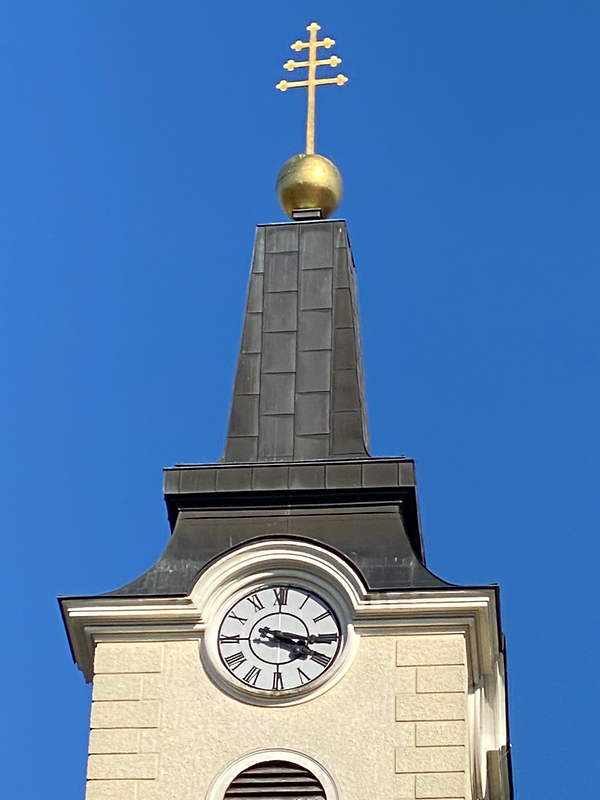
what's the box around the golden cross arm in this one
[291,21,334,52]
[276,21,349,154]
[291,36,335,51]
[284,56,342,71]
[276,75,348,92]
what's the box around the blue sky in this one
[1,2,599,797]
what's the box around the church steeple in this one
[60,24,513,800]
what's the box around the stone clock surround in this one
[62,539,510,800]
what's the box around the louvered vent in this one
[224,761,326,800]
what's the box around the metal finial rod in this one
[305,22,319,154]
[276,22,348,154]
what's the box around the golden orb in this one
[276,153,343,219]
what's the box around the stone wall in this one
[395,635,469,799]
[85,634,470,800]
[86,644,164,800]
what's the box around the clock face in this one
[217,586,342,692]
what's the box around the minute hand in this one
[307,633,338,644]
[258,628,311,656]
[275,631,336,645]
[274,630,309,643]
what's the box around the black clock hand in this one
[307,633,338,644]
[259,627,306,644]
[263,629,337,646]
[273,629,309,644]
[258,627,312,657]
[258,626,292,642]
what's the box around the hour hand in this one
[258,628,311,658]
[259,627,306,644]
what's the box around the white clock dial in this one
[217,586,342,692]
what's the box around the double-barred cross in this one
[276,22,348,155]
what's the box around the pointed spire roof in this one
[223,220,369,463]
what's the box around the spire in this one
[223,219,369,463]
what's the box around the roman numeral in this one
[313,611,330,623]
[316,633,338,644]
[243,666,261,686]
[228,612,248,625]
[219,634,240,644]
[272,671,284,691]
[224,652,246,671]
[247,594,264,612]
[297,667,310,685]
[273,587,288,606]
[299,594,310,609]
[310,651,331,668]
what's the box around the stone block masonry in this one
[81,633,475,800]
[85,643,164,800]
[394,634,470,800]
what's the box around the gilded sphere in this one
[276,153,343,219]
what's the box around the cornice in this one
[61,586,500,687]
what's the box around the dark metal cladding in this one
[223,220,369,463]
[106,457,450,596]
[96,221,451,596]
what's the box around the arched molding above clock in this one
[189,537,368,623]
[206,750,340,800]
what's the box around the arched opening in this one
[224,761,326,800]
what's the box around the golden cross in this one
[276,22,348,155]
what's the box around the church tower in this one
[61,23,512,800]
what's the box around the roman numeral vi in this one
[272,671,284,691]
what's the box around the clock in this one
[217,585,342,693]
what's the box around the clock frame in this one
[196,538,362,707]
